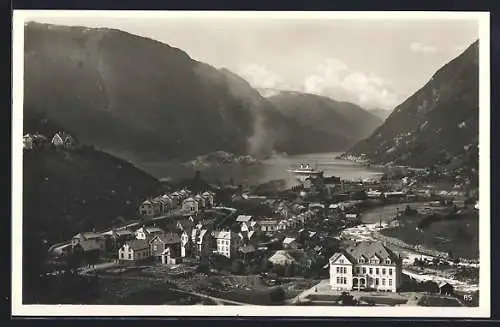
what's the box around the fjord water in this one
[141,152,383,186]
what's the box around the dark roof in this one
[151,233,181,244]
[125,239,149,251]
[330,242,400,264]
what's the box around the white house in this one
[51,131,76,149]
[259,219,278,232]
[329,242,402,292]
[139,200,161,217]
[71,232,106,252]
[213,230,241,259]
[282,237,299,249]
[118,239,151,261]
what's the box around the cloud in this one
[302,58,401,110]
[410,42,438,53]
[236,63,291,90]
[237,59,401,110]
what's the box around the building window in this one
[375,278,379,286]
[128,253,131,259]
[389,268,393,275]
[382,268,386,275]
[389,279,393,286]
[376,268,379,275]
[386,259,391,264]
[382,278,386,286]
[343,267,347,274]
[120,253,124,259]
[336,277,340,284]
[356,267,360,274]
[359,258,365,264]
[343,277,347,284]
[362,267,366,274]
[336,267,340,273]
[369,268,373,274]
[339,259,344,264]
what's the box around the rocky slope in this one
[368,108,392,121]
[345,40,479,173]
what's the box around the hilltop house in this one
[135,226,164,241]
[213,230,241,259]
[118,239,151,262]
[71,232,106,252]
[149,233,182,264]
[329,241,402,292]
[182,197,199,214]
[51,131,76,150]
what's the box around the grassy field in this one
[380,211,479,259]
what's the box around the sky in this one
[26,14,479,111]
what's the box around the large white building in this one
[329,242,402,292]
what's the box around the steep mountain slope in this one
[24,22,367,164]
[267,91,383,142]
[345,40,479,170]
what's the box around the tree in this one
[269,287,285,304]
[231,260,244,275]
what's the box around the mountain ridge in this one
[344,40,479,174]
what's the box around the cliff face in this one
[346,40,479,171]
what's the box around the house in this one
[135,226,164,241]
[329,241,402,292]
[149,233,182,262]
[213,230,241,259]
[118,239,151,261]
[438,282,454,296]
[202,191,214,208]
[139,200,161,217]
[260,219,279,232]
[283,237,299,249]
[191,228,213,257]
[277,220,288,231]
[182,197,199,214]
[51,131,76,149]
[268,249,314,272]
[71,232,106,252]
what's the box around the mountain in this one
[368,108,392,121]
[24,22,377,166]
[23,113,162,243]
[345,40,479,172]
[267,91,383,143]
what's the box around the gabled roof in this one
[344,242,399,263]
[150,233,181,245]
[124,239,149,251]
[213,230,235,239]
[283,237,297,244]
[239,244,256,254]
[438,281,453,288]
[259,220,278,225]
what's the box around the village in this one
[26,131,479,307]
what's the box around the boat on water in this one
[288,163,323,182]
